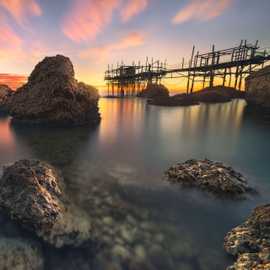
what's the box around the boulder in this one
[224,204,270,269]
[164,159,253,198]
[0,160,92,248]
[246,66,270,113]
[138,83,169,98]
[7,55,100,126]
[0,237,44,270]
[0,84,13,113]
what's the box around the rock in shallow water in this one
[0,160,91,248]
[0,237,44,270]
[224,204,270,270]
[164,159,253,198]
[7,55,100,126]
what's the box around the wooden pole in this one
[187,45,195,94]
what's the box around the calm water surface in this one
[0,98,270,270]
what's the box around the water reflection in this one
[0,98,270,270]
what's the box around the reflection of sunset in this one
[0,118,15,149]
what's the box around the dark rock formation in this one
[164,159,253,197]
[224,204,270,269]
[0,160,92,248]
[138,83,169,98]
[246,66,270,113]
[0,238,44,270]
[7,55,100,126]
[148,94,199,107]
[0,84,13,113]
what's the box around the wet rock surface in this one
[0,84,13,113]
[0,237,44,270]
[246,66,270,113]
[224,204,270,270]
[7,55,100,126]
[0,160,92,248]
[138,83,169,99]
[164,159,253,197]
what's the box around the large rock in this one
[0,160,92,248]
[0,84,13,113]
[138,83,169,98]
[224,204,270,269]
[164,159,253,198]
[0,237,44,270]
[246,66,270,112]
[7,55,100,126]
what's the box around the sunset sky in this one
[0,0,270,93]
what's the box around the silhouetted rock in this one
[0,160,92,248]
[246,66,270,113]
[7,55,100,126]
[148,94,199,107]
[224,204,270,269]
[138,83,169,98]
[0,84,13,113]
[164,159,253,198]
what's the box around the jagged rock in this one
[0,237,44,270]
[0,160,92,248]
[138,83,169,98]
[164,159,253,197]
[246,66,270,113]
[7,55,100,126]
[0,84,13,113]
[224,204,270,269]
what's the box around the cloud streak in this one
[0,0,42,26]
[172,0,232,24]
[0,73,27,90]
[120,0,149,22]
[80,32,145,61]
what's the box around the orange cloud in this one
[0,0,42,25]
[62,0,120,42]
[120,0,149,22]
[0,73,27,90]
[80,32,144,61]
[172,0,232,24]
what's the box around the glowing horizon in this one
[0,0,269,94]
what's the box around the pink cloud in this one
[0,0,42,25]
[80,32,144,61]
[62,0,120,42]
[172,0,232,24]
[120,0,149,22]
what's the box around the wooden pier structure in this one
[104,40,270,97]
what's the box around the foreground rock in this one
[138,83,169,98]
[246,66,270,113]
[164,159,253,197]
[7,55,100,126]
[0,237,44,270]
[224,204,270,269]
[0,160,91,248]
[0,84,13,113]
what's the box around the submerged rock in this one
[164,159,253,197]
[0,84,13,113]
[246,66,270,113]
[138,83,169,99]
[7,55,100,126]
[0,237,44,270]
[224,204,270,269]
[0,160,91,248]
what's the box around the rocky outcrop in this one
[7,55,100,126]
[0,160,91,248]
[0,238,44,270]
[138,83,169,98]
[246,66,270,113]
[148,94,199,107]
[164,159,253,197]
[0,84,13,113]
[224,204,270,269]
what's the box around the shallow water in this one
[0,98,270,270]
